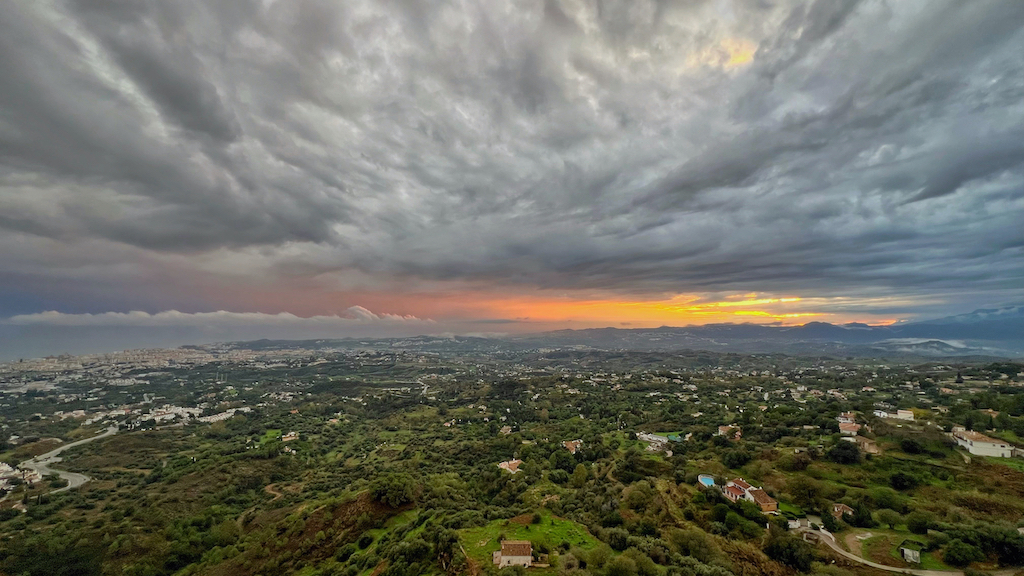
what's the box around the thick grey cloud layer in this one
[0,0,1022,320]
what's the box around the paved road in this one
[806,528,964,576]
[20,425,118,493]
[811,529,1022,576]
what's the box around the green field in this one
[260,429,282,445]
[458,510,601,570]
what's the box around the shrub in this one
[944,539,984,567]
[763,528,815,572]
[906,511,933,535]
[827,442,860,465]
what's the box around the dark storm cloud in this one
[0,0,1022,317]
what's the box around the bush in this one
[944,539,984,567]
[890,472,919,491]
[606,528,630,551]
[906,511,933,535]
[827,442,860,465]
[370,473,415,507]
[763,528,815,572]
[605,555,638,576]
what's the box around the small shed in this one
[899,540,925,564]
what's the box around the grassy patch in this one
[778,502,805,517]
[984,456,1024,473]
[260,429,282,445]
[457,510,600,568]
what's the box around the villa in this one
[725,478,778,514]
[953,429,1014,457]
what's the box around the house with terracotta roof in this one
[727,477,752,491]
[724,478,778,513]
[493,540,532,568]
[497,459,523,474]
[847,436,880,454]
[839,422,861,436]
[724,484,746,503]
[748,488,778,514]
[717,425,741,439]
[831,503,854,519]
[563,439,582,454]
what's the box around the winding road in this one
[807,527,963,576]
[20,425,118,493]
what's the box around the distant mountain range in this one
[226,305,1024,359]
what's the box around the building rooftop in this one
[730,478,752,490]
[955,430,1007,445]
[749,488,776,506]
[501,540,532,557]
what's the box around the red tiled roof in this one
[749,488,776,506]
[502,540,532,556]
[730,478,752,490]
[725,485,745,499]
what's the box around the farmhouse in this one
[497,459,523,474]
[953,429,1014,457]
[839,422,861,436]
[831,503,854,519]
[493,540,532,568]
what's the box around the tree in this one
[890,472,918,491]
[827,442,860,464]
[788,475,823,510]
[606,528,629,551]
[605,555,638,576]
[876,509,901,529]
[571,464,588,488]
[371,473,416,507]
[943,539,984,567]
[905,511,933,535]
[763,528,815,572]
[847,502,876,528]
[821,510,841,533]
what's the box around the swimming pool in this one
[698,474,715,487]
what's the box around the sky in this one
[0,0,1022,358]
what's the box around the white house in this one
[493,540,532,568]
[953,430,1014,457]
